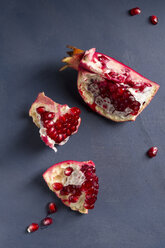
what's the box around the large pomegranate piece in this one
[29,92,81,152]
[43,160,99,214]
[61,46,159,122]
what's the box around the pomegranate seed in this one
[41,217,53,226]
[70,126,76,133]
[147,147,158,158]
[66,129,71,136]
[130,7,141,16]
[69,195,79,203]
[84,203,95,209]
[53,182,63,191]
[48,202,57,214]
[64,167,73,176]
[60,187,69,195]
[71,107,81,115]
[37,107,45,114]
[81,180,93,191]
[150,15,158,25]
[27,223,39,233]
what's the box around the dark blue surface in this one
[0,0,165,247]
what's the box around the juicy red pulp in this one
[53,164,99,210]
[37,107,81,144]
[86,54,152,116]
[88,79,142,115]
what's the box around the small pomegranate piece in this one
[27,223,39,233]
[41,217,53,226]
[130,7,141,16]
[147,147,158,158]
[43,160,99,214]
[61,46,159,122]
[48,202,57,214]
[29,92,81,152]
[150,15,158,25]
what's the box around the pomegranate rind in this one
[29,92,81,150]
[61,46,159,122]
[43,160,97,214]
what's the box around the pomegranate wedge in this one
[43,160,99,214]
[61,46,159,122]
[29,92,81,152]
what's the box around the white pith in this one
[43,162,88,214]
[78,71,155,120]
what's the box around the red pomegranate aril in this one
[60,188,69,195]
[70,126,76,132]
[147,146,158,158]
[44,120,54,128]
[55,122,62,130]
[150,15,158,25]
[86,195,97,205]
[71,107,81,115]
[47,126,56,136]
[64,167,73,176]
[27,223,39,233]
[42,111,55,120]
[130,7,141,16]
[37,106,45,114]
[53,182,63,191]
[81,180,93,191]
[84,203,95,209]
[48,202,57,214]
[69,195,79,203]
[42,217,53,226]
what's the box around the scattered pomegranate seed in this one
[130,7,141,16]
[27,223,39,233]
[64,167,73,176]
[53,182,63,191]
[48,202,57,214]
[41,217,53,226]
[150,15,158,25]
[147,147,158,158]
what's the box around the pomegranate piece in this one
[61,46,159,122]
[43,160,99,214]
[29,92,81,152]
[48,202,57,214]
[27,223,39,233]
[41,217,53,226]
[147,146,158,158]
[130,7,141,16]
[150,15,158,25]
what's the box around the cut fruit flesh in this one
[29,92,81,151]
[61,46,159,122]
[43,160,99,214]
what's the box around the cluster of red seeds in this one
[53,164,99,209]
[27,202,57,233]
[88,81,141,115]
[36,106,81,143]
